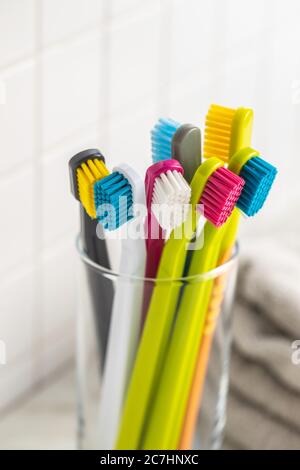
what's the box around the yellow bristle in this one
[204,104,235,162]
[77,158,109,218]
[94,159,109,178]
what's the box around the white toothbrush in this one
[97,163,146,449]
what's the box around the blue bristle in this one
[151,117,181,163]
[94,172,133,230]
[237,157,277,216]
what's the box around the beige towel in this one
[224,238,300,449]
[225,392,300,450]
[229,350,300,433]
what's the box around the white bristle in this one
[151,170,191,231]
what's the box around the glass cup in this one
[76,236,238,450]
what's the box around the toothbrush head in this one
[94,163,144,231]
[229,147,277,217]
[69,148,109,218]
[200,166,244,227]
[151,118,181,162]
[151,118,202,183]
[204,104,253,162]
[190,158,245,228]
[145,160,191,231]
[94,172,133,231]
[171,123,201,183]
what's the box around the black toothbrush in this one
[69,149,113,368]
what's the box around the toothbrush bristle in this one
[204,104,235,162]
[94,172,133,230]
[237,157,277,216]
[77,159,109,218]
[200,167,244,227]
[151,118,181,163]
[151,170,191,231]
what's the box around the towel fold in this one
[233,301,300,394]
[229,350,300,433]
[237,239,300,338]
[225,391,300,450]
[224,238,300,450]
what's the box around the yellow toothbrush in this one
[179,106,277,449]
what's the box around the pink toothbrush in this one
[142,160,191,325]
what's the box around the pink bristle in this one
[200,167,244,227]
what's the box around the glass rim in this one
[76,235,239,283]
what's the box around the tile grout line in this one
[0,21,106,74]
[99,0,113,151]
[32,0,45,389]
[157,0,173,116]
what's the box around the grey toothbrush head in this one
[172,124,202,183]
[69,148,105,201]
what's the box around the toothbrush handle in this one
[141,232,165,328]
[80,207,113,368]
[178,249,230,450]
[142,223,222,450]
[179,211,240,448]
[98,234,146,449]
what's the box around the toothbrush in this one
[151,117,202,183]
[145,159,190,278]
[148,117,201,259]
[141,118,201,320]
[96,163,146,450]
[142,160,191,321]
[69,149,112,365]
[179,105,277,449]
[116,158,241,450]
[176,105,254,449]
[142,168,244,450]
[181,147,277,449]
[151,117,202,278]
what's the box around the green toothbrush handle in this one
[116,236,187,450]
[142,223,224,449]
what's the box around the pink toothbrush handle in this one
[141,238,164,328]
[145,237,165,278]
[141,215,164,328]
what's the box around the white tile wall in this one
[109,0,146,18]
[0,168,35,277]
[108,3,160,114]
[0,267,35,413]
[0,0,299,412]
[39,239,76,379]
[0,61,36,173]
[107,95,157,174]
[42,0,103,45]
[0,267,35,363]
[42,32,102,149]
[0,0,35,68]
[41,126,99,248]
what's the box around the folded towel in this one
[224,238,300,450]
[225,391,300,450]
[229,350,300,433]
[237,239,300,338]
[233,301,300,394]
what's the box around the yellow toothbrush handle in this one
[142,223,224,449]
[178,209,240,449]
